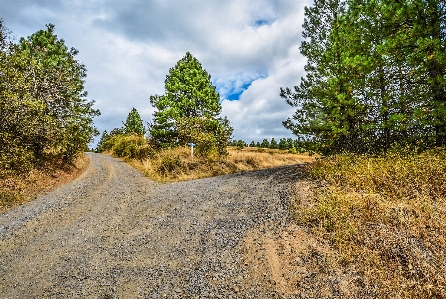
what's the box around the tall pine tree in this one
[282,0,446,154]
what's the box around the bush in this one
[110,134,153,160]
[288,147,297,154]
[0,132,34,177]
[177,116,232,157]
[157,154,184,175]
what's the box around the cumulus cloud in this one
[0,0,311,144]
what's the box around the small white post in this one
[188,143,196,157]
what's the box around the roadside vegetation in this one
[130,146,314,182]
[97,130,314,182]
[97,53,314,181]
[282,0,446,297]
[292,148,446,297]
[0,155,88,213]
[0,20,99,210]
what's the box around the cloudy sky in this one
[0,0,311,145]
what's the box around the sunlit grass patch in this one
[293,148,446,297]
[126,146,315,182]
[0,154,88,213]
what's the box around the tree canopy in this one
[282,0,446,154]
[0,21,99,175]
[149,52,232,155]
[123,107,145,135]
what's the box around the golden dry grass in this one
[0,155,88,213]
[127,146,315,182]
[293,148,446,298]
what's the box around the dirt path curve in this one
[0,153,304,298]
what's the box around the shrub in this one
[177,116,232,157]
[157,154,184,175]
[288,147,297,154]
[111,134,153,160]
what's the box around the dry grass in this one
[293,148,446,298]
[0,154,88,214]
[127,146,315,182]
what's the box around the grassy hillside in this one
[293,148,446,297]
[127,146,315,182]
[0,155,88,213]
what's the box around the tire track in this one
[0,153,304,298]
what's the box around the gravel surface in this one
[0,153,305,298]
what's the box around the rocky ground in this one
[0,153,329,298]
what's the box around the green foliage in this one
[177,116,233,157]
[157,154,184,175]
[269,138,279,149]
[235,140,246,150]
[249,141,256,147]
[0,20,99,175]
[278,138,288,150]
[97,108,146,154]
[123,107,145,135]
[110,134,153,160]
[95,130,109,153]
[95,128,126,153]
[260,139,270,148]
[149,52,230,149]
[282,0,446,154]
[288,147,297,154]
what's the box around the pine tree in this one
[282,0,446,154]
[123,108,145,135]
[281,0,361,154]
[270,138,279,149]
[1,22,99,170]
[278,138,288,150]
[261,139,270,148]
[149,52,224,147]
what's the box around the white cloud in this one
[0,0,312,144]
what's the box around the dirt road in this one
[0,153,305,298]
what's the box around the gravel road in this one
[0,153,305,298]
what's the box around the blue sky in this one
[0,0,311,144]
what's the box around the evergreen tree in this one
[261,139,270,148]
[1,21,99,171]
[149,52,225,148]
[408,0,446,146]
[96,130,109,153]
[270,138,279,149]
[17,24,99,161]
[123,107,145,135]
[282,0,446,154]
[249,141,256,147]
[286,138,294,149]
[95,127,126,153]
[280,0,358,154]
[236,140,245,149]
[278,138,288,150]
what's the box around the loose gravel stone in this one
[0,153,304,298]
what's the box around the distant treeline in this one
[282,0,445,155]
[229,138,310,153]
[0,20,99,176]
